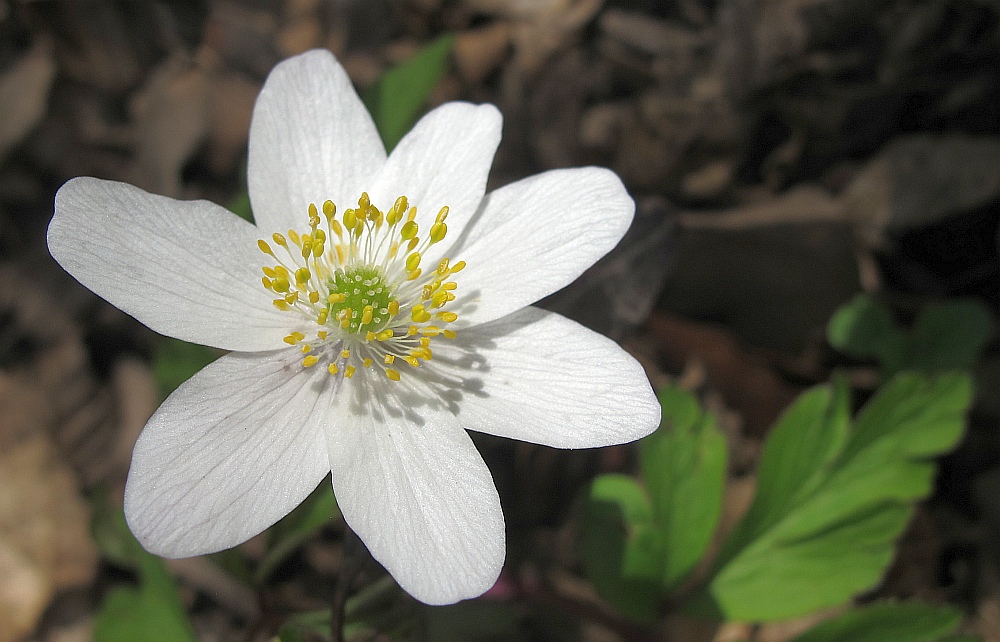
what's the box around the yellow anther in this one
[361,305,373,325]
[411,305,431,323]
[317,330,328,340]
[384,354,395,365]
[359,192,370,208]
[407,237,420,251]
[408,325,419,335]
[450,261,466,273]
[302,355,319,367]
[385,368,400,381]
[328,292,346,304]
[313,242,325,258]
[366,331,376,342]
[323,200,336,221]
[400,220,418,240]
[340,349,351,360]
[309,291,320,304]
[258,239,274,256]
[270,233,286,248]
[387,300,399,316]
[429,222,447,244]
[376,329,394,341]
[443,329,457,339]
[403,356,420,367]
[437,258,450,275]
[363,358,373,368]
[412,347,433,360]
[437,311,458,323]
[283,332,305,345]
[271,277,289,293]
[420,326,442,336]
[406,252,422,272]
[345,365,356,379]
[406,206,418,222]
[436,205,449,222]
[442,281,457,290]
[344,208,357,231]
[407,268,422,281]
[285,292,299,304]
[388,242,400,259]
[273,300,290,311]
[263,266,277,278]
[262,277,274,291]
[317,309,328,325]
[295,267,311,284]
[301,344,312,353]
[419,337,431,348]
[288,229,301,246]
[301,242,312,259]
[431,290,449,308]
[328,363,339,375]
[308,202,319,219]
[274,265,290,279]
[335,244,345,263]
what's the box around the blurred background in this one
[0,0,999,640]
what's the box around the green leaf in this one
[90,486,146,570]
[827,295,905,372]
[827,295,992,377]
[256,481,339,583]
[91,492,197,642]
[640,385,727,589]
[789,601,963,642]
[704,372,972,621]
[908,300,992,373]
[365,34,455,151]
[153,338,222,397]
[227,190,254,223]
[582,474,664,621]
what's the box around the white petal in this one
[447,167,634,327]
[326,373,504,605]
[430,307,660,448]
[367,102,501,254]
[125,350,332,557]
[248,50,386,235]
[49,177,292,351]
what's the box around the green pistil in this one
[328,266,394,335]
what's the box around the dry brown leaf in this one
[0,37,57,163]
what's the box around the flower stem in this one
[330,526,364,642]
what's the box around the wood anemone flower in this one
[47,49,660,605]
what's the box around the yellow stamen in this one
[302,355,319,367]
[386,369,400,381]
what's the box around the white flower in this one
[47,50,660,605]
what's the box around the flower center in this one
[257,193,463,382]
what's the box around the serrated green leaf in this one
[705,372,972,621]
[909,300,992,373]
[827,295,905,371]
[365,34,455,151]
[827,295,992,377]
[582,474,663,621]
[789,601,963,642]
[716,379,849,568]
[641,385,727,589]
